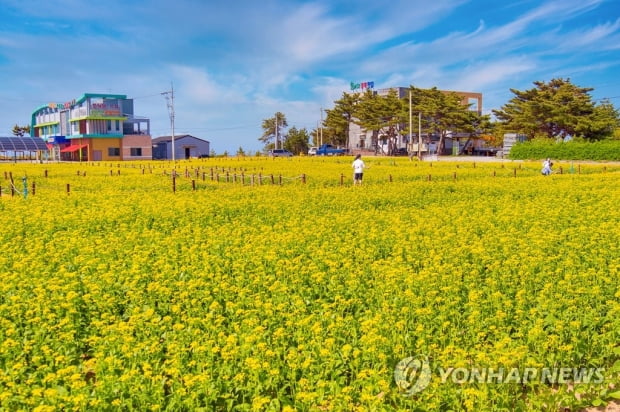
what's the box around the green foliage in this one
[283,126,310,155]
[407,87,487,154]
[326,87,490,155]
[508,139,620,160]
[323,92,360,146]
[494,79,619,141]
[12,124,30,137]
[259,112,288,148]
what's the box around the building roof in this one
[31,93,128,116]
[152,134,210,143]
[0,136,49,151]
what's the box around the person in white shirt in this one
[541,158,553,175]
[352,154,366,185]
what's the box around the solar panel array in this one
[0,136,48,151]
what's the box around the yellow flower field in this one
[0,157,619,411]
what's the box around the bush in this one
[509,139,620,161]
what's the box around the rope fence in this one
[0,161,614,199]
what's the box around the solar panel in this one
[0,138,15,151]
[13,140,28,150]
[25,140,41,150]
[0,136,49,151]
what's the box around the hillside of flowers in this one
[0,157,619,411]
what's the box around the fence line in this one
[1,161,616,199]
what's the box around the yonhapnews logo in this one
[394,355,432,395]
[394,355,605,397]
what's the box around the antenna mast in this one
[162,83,175,162]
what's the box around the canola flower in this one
[0,157,618,411]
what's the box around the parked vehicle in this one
[394,147,408,156]
[268,149,293,157]
[307,147,317,156]
[316,144,346,156]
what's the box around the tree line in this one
[259,78,620,155]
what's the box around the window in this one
[115,120,120,131]
[107,120,112,131]
[130,148,142,156]
[108,147,120,156]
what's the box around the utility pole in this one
[162,82,175,162]
[275,113,278,150]
[418,111,422,160]
[409,90,412,156]
[320,107,323,146]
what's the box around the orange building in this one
[31,93,152,161]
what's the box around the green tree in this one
[236,146,246,156]
[354,89,406,155]
[493,78,619,141]
[456,110,494,154]
[12,124,30,137]
[283,126,310,155]
[323,92,360,147]
[404,87,473,155]
[259,112,288,149]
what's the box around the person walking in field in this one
[352,154,367,185]
[541,158,553,175]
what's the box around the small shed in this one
[152,134,210,160]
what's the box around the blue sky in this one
[1,0,619,153]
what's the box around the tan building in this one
[348,87,483,155]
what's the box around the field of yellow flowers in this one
[0,157,619,411]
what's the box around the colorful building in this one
[31,93,152,161]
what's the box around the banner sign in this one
[350,81,375,91]
[48,99,76,110]
[89,101,121,117]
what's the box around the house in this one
[31,93,152,161]
[152,135,210,160]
